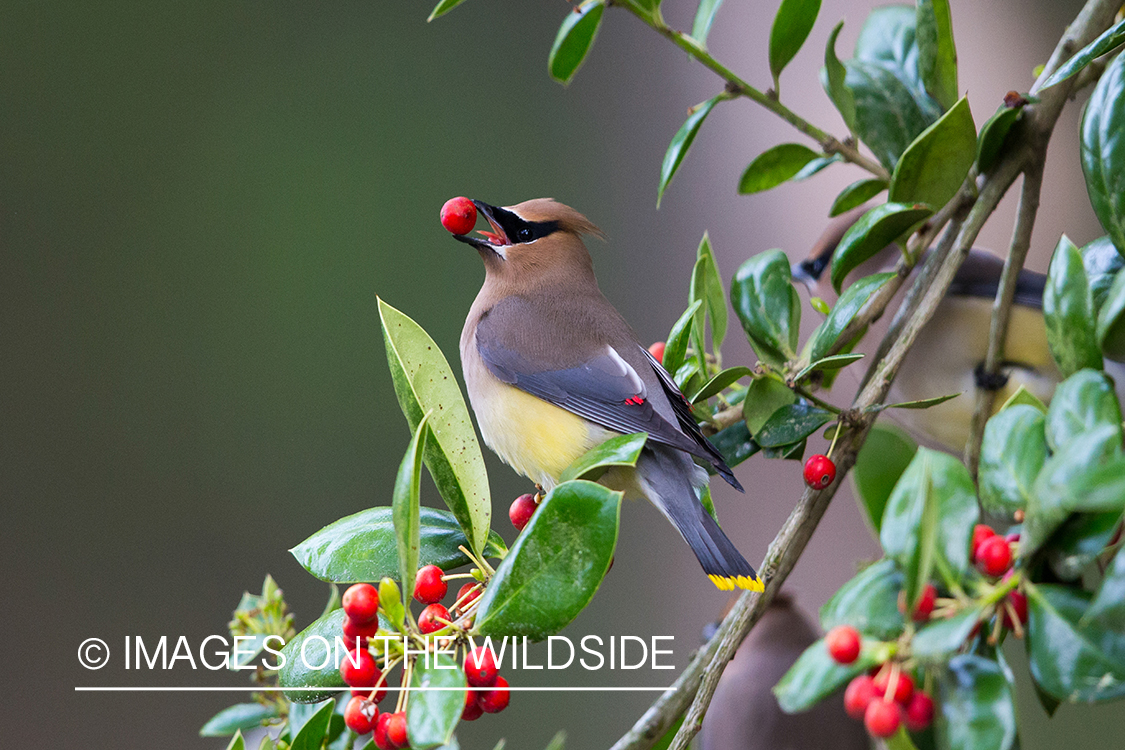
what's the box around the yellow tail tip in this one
[708,573,765,592]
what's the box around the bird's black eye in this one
[517,227,534,242]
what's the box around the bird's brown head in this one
[453,198,605,286]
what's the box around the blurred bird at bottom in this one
[700,593,868,750]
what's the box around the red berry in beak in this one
[440,197,477,235]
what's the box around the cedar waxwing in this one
[454,198,762,592]
[796,212,1125,450]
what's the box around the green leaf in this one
[854,6,921,78]
[976,105,1023,173]
[731,250,801,366]
[1083,235,1125,313]
[819,558,905,640]
[794,353,864,381]
[742,377,797,434]
[1026,584,1125,702]
[1087,545,1125,632]
[1047,511,1122,581]
[852,422,917,534]
[879,448,978,607]
[1082,52,1125,257]
[773,639,880,713]
[407,654,465,749]
[662,299,703,377]
[1043,237,1104,375]
[811,272,895,361]
[658,96,721,207]
[915,0,958,111]
[393,412,430,603]
[543,731,567,750]
[548,2,605,84]
[278,609,348,703]
[938,655,1017,750]
[913,606,982,663]
[1044,369,1122,452]
[829,178,888,217]
[200,703,279,736]
[475,480,620,640]
[830,203,933,292]
[889,96,975,209]
[691,232,728,355]
[978,405,1047,518]
[738,143,821,195]
[768,0,822,87]
[793,154,842,180]
[1096,267,1125,359]
[999,384,1047,413]
[846,59,939,169]
[225,732,246,750]
[559,432,648,482]
[291,507,506,584]
[689,366,754,403]
[755,404,834,447]
[708,420,761,468]
[763,438,807,461]
[822,21,856,131]
[1042,16,1125,89]
[881,393,960,409]
[427,0,468,22]
[379,298,490,556]
[691,0,724,47]
[290,701,335,750]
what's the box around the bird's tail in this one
[634,445,763,592]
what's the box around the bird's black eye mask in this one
[454,201,560,251]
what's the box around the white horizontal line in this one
[74,686,671,692]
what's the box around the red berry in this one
[414,565,448,605]
[971,524,996,559]
[844,674,877,719]
[385,712,409,748]
[975,535,1013,577]
[350,665,386,702]
[464,646,498,687]
[342,583,380,624]
[874,669,914,705]
[648,341,666,364]
[440,197,477,235]
[509,493,538,532]
[912,584,937,622]
[417,603,451,634]
[865,699,902,738]
[904,691,935,732]
[803,454,836,490]
[477,675,510,713]
[825,625,862,664]
[344,696,378,735]
[373,713,395,750]
[1002,590,1029,629]
[462,688,483,721]
[340,648,377,688]
[343,615,380,646]
[455,582,482,613]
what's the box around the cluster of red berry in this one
[462,645,511,720]
[972,525,1027,634]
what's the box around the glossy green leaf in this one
[1047,511,1122,581]
[938,655,1017,750]
[1044,369,1122,452]
[427,0,468,22]
[822,21,856,131]
[889,96,975,209]
[662,299,703,377]
[1043,237,1103,376]
[742,377,797,434]
[880,448,978,607]
[1023,424,1123,557]
[1083,235,1125,313]
[881,393,960,409]
[755,404,834,447]
[811,272,895,361]
[1043,16,1125,89]
[407,654,465,749]
[793,154,842,180]
[999,384,1047,413]
[854,5,921,80]
[738,143,820,194]
[394,412,430,603]
[379,299,490,555]
[852,422,917,534]
[762,438,806,461]
[830,203,933,292]
[708,420,761,468]
[1096,267,1125,359]
[549,2,605,84]
[290,701,335,750]
[1088,545,1125,632]
[658,96,721,207]
[915,0,957,111]
[291,507,506,584]
[1026,584,1125,702]
[691,232,728,355]
[846,57,939,169]
[475,480,620,640]
[560,432,648,482]
[225,732,246,750]
[689,366,754,403]
[976,105,1023,173]
[978,405,1047,518]
[829,178,888,217]
[794,353,864,381]
[1082,53,1125,256]
[290,700,330,746]
[731,250,800,366]
[913,606,982,663]
[278,609,348,703]
[544,731,566,750]
[774,639,879,713]
[819,558,905,640]
[691,0,723,47]
[201,703,279,736]
[768,0,822,87]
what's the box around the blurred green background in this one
[3,0,1121,747]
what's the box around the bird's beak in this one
[453,200,512,251]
